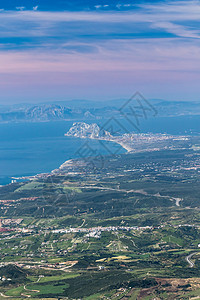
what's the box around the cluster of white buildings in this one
[52,225,153,237]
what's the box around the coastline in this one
[1,131,196,185]
[67,135,133,152]
[90,136,133,152]
[1,136,127,185]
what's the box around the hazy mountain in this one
[0,99,200,123]
[0,104,80,122]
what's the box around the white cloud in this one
[0,0,200,101]
[0,1,199,54]
[16,6,25,11]
[152,22,200,39]
[0,1,199,58]
[0,1,195,25]
[0,38,200,74]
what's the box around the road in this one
[0,292,11,298]
[76,185,182,206]
[186,252,198,268]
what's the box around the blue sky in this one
[1,0,163,11]
[0,0,200,103]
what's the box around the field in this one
[0,142,200,298]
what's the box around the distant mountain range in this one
[0,102,119,122]
[0,99,200,123]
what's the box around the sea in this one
[0,115,200,185]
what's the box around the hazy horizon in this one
[1,97,200,107]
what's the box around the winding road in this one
[186,252,198,268]
[76,185,182,206]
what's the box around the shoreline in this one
[0,137,127,185]
[67,135,133,152]
[1,132,196,186]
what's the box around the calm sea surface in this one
[0,115,199,185]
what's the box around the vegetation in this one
[0,147,200,298]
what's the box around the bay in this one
[0,115,199,185]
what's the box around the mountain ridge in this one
[0,100,200,123]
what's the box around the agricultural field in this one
[0,147,200,298]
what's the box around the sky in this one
[0,0,200,104]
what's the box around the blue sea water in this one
[0,121,126,185]
[0,115,199,185]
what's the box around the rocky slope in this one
[66,122,112,139]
